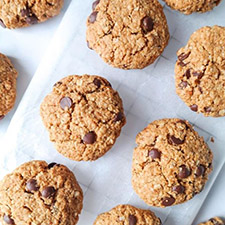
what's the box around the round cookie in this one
[0,0,64,29]
[93,204,161,225]
[132,118,213,207]
[0,160,83,225]
[175,26,225,117]
[0,53,18,119]
[40,74,126,161]
[199,217,224,225]
[86,0,170,69]
[163,0,221,14]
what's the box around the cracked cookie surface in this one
[0,0,64,29]
[86,0,170,69]
[0,160,83,225]
[132,118,213,207]
[199,217,224,225]
[163,0,221,14]
[175,26,225,117]
[0,53,18,119]
[40,74,126,161]
[94,204,161,225]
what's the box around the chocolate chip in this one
[199,87,203,94]
[83,131,97,144]
[141,16,154,33]
[184,69,191,79]
[93,78,101,88]
[48,162,57,169]
[162,196,175,206]
[0,115,5,120]
[179,81,188,89]
[89,11,98,23]
[178,52,190,61]
[41,186,56,198]
[167,134,185,145]
[114,112,123,122]
[209,218,224,225]
[193,71,203,79]
[204,107,211,112]
[87,41,93,50]
[60,97,73,110]
[178,60,188,67]
[178,165,191,179]
[172,185,185,194]
[196,165,205,177]
[190,104,198,112]
[3,215,14,224]
[0,18,6,28]
[149,148,161,159]
[92,0,100,10]
[26,179,39,192]
[128,215,137,225]
[26,15,38,25]
[53,81,62,87]
[178,120,188,129]
[21,8,30,17]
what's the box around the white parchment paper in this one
[1,1,225,224]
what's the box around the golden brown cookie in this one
[0,53,18,119]
[0,160,83,225]
[199,217,224,225]
[163,0,221,14]
[175,26,225,117]
[40,74,126,161]
[86,0,170,69]
[93,204,161,225]
[0,0,64,29]
[132,118,213,207]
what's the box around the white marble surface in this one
[0,0,225,224]
[0,0,71,138]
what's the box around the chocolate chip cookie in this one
[40,74,126,161]
[199,217,224,225]
[175,26,225,117]
[0,160,83,225]
[0,0,64,29]
[93,204,161,225]
[86,0,170,69]
[0,53,18,120]
[132,118,213,207]
[163,0,221,14]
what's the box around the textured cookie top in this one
[0,160,83,225]
[86,0,169,69]
[0,53,18,118]
[94,204,161,225]
[132,118,213,207]
[199,217,224,225]
[163,0,221,14]
[40,75,126,161]
[0,0,64,29]
[175,26,225,117]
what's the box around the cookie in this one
[163,0,221,14]
[40,74,126,161]
[0,0,64,29]
[0,53,18,119]
[199,217,224,225]
[175,26,225,117]
[0,160,83,225]
[132,118,213,207]
[86,0,170,69]
[93,204,161,225]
